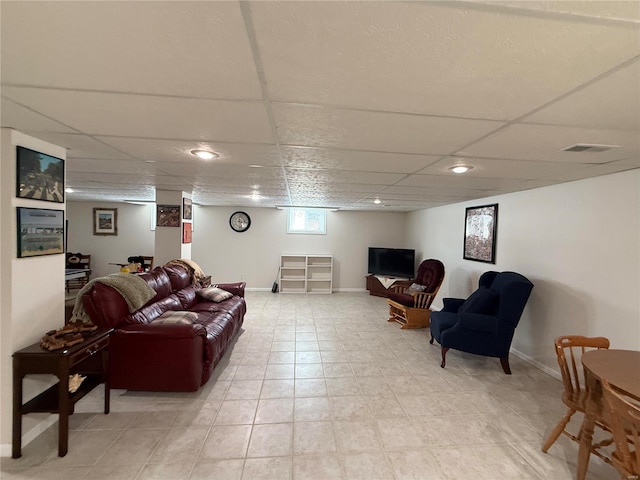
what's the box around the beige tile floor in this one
[2,292,616,479]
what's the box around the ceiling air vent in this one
[561,144,620,153]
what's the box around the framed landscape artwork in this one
[157,205,180,227]
[93,208,118,235]
[463,203,498,264]
[17,207,64,258]
[16,146,65,203]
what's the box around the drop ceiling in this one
[1,1,638,211]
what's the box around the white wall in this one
[406,169,640,373]
[192,207,408,290]
[0,129,67,455]
[65,203,408,290]
[66,202,155,279]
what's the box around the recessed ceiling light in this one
[374,198,381,204]
[190,149,219,160]
[449,165,472,174]
[65,187,74,193]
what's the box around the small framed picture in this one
[93,208,118,236]
[157,205,180,227]
[183,198,192,220]
[182,222,192,244]
[17,207,65,257]
[464,203,498,264]
[16,146,65,203]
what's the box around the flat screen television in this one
[368,247,415,278]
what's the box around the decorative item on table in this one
[40,321,98,351]
[68,374,86,393]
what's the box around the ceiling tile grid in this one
[1,1,637,211]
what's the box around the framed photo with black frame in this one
[16,146,65,203]
[463,203,498,264]
[157,205,180,227]
[17,207,65,258]
[183,198,192,220]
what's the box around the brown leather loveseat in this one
[81,263,246,391]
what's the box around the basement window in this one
[287,208,326,235]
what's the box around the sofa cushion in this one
[458,287,498,314]
[152,311,199,324]
[137,267,172,302]
[164,264,192,291]
[197,287,233,303]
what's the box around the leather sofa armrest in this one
[442,297,465,312]
[116,322,207,339]
[458,313,499,334]
[213,282,246,297]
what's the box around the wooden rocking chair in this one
[386,259,445,329]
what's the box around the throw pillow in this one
[197,286,233,303]
[404,283,426,295]
[458,287,498,314]
[152,311,198,325]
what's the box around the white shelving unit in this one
[280,255,333,294]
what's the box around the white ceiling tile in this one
[67,158,154,175]
[285,168,405,185]
[24,133,132,159]
[460,124,639,163]
[2,87,273,143]
[1,2,262,99]
[1,98,75,133]
[281,146,440,173]
[396,174,525,190]
[523,59,640,131]
[274,104,503,154]
[252,1,639,118]
[482,1,640,22]
[418,156,586,179]
[98,137,283,166]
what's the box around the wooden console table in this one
[12,328,112,458]
[366,275,409,298]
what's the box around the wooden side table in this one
[12,328,113,458]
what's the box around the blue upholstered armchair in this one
[429,271,534,374]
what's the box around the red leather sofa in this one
[81,264,246,391]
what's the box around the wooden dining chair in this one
[542,335,613,464]
[601,378,640,479]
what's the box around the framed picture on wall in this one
[93,208,118,235]
[157,205,180,227]
[463,203,498,263]
[16,146,65,203]
[182,222,192,244]
[17,207,65,257]
[183,198,192,220]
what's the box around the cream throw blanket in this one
[71,273,157,323]
[165,258,207,286]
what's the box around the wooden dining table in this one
[576,349,640,480]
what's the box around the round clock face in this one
[229,211,251,232]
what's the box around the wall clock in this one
[229,211,251,232]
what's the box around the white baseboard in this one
[510,347,561,381]
[0,414,57,458]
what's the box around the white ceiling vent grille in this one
[561,144,620,153]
